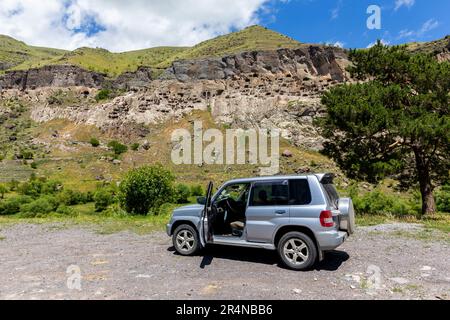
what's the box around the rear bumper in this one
[316,230,348,251]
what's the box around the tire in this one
[172,224,201,256]
[277,231,317,271]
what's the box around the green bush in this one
[20,150,34,160]
[17,178,61,198]
[93,189,115,212]
[175,184,191,204]
[119,165,175,215]
[130,143,140,151]
[0,184,7,199]
[56,205,76,216]
[0,195,32,215]
[19,196,59,217]
[351,188,418,216]
[90,138,100,147]
[190,184,204,197]
[8,180,19,191]
[436,185,450,213]
[108,140,128,155]
[95,89,112,102]
[57,189,91,206]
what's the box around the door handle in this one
[275,210,287,215]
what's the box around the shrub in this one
[436,185,450,213]
[56,205,76,216]
[90,138,100,147]
[0,195,32,215]
[20,150,34,160]
[19,196,59,217]
[93,189,115,212]
[175,184,191,204]
[8,180,19,191]
[57,189,90,206]
[352,188,418,216]
[0,184,7,199]
[190,184,204,197]
[119,165,175,215]
[130,143,140,151]
[30,162,37,169]
[95,89,112,102]
[18,178,61,198]
[108,140,128,155]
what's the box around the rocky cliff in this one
[0,65,153,91]
[12,45,350,150]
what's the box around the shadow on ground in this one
[168,245,349,271]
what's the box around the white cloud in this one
[366,39,390,48]
[394,0,415,11]
[326,41,344,48]
[330,0,342,20]
[0,0,271,52]
[397,19,439,39]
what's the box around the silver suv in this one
[166,173,355,270]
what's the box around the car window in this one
[322,183,339,208]
[288,179,312,205]
[250,180,289,206]
[216,183,250,203]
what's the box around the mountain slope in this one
[0,35,66,71]
[1,25,301,77]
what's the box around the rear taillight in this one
[320,210,334,227]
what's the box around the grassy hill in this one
[406,35,449,55]
[0,35,66,71]
[1,25,301,77]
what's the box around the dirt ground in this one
[0,222,449,300]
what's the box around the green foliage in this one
[190,184,204,197]
[130,143,140,151]
[17,177,61,198]
[0,184,7,199]
[95,89,112,102]
[175,184,191,204]
[108,140,128,155]
[90,138,100,147]
[349,186,419,216]
[19,196,59,217]
[57,189,92,206]
[319,42,450,215]
[8,180,19,191]
[93,189,115,212]
[436,185,450,213]
[118,165,176,215]
[20,150,34,160]
[0,195,32,216]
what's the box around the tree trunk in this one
[414,149,437,216]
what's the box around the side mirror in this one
[197,197,207,205]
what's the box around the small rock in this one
[112,159,122,165]
[390,277,409,285]
[282,150,293,157]
[420,266,433,271]
[292,288,302,294]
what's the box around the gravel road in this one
[0,223,449,300]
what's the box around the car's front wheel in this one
[173,224,201,256]
[277,231,317,271]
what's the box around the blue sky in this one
[0,0,448,51]
[263,0,449,48]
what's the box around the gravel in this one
[0,223,449,300]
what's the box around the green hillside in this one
[406,35,449,55]
[155,25,302,67]
[1,25,301,77]
[0,35,66,71]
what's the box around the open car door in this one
[200,182,214,246]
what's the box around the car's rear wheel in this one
[278,232,317,271]
[173,224,200,256]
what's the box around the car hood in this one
[172,204,203,217]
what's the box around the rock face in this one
[110,66,153,90]
[5,45,352,150]
[0,65,153,90]
[161,46,348,82]
[0,65,106,90]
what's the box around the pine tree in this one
[319,41,450,215]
